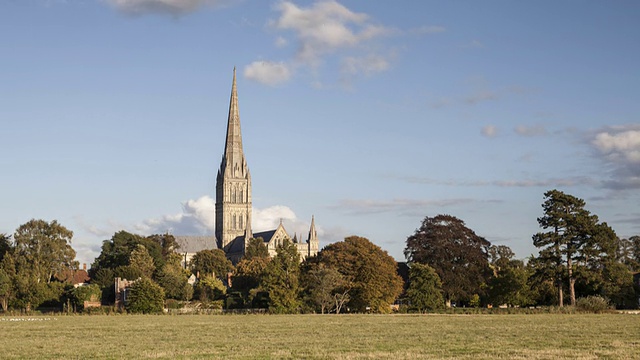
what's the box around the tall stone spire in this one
[216,68,252,251]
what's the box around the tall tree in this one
[0,233,11,262]
[13,219,76,284]
[532,190,617,306]
[302,263,349,314]
[320,236,403,313]
[405,215,492,306]
[262,239,301,313]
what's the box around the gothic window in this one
[239,189,243,202]
[239,214,243,229]
[233,214,237,229]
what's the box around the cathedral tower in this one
[215,68,252,251]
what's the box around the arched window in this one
[239,189,243,202]
[239,215,243,229]
[233,214,237,229]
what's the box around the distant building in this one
[175,69,319,265]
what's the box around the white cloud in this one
[341,54,389,76]
[135,195,215,235]
[515,124,548,137]
[272,0,392,63]
[592,127,640,164]
[244,61,292,86]
[589,124,640,190]
[481,125,498,138]
[106,0,228,16]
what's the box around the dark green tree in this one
[126,278,165,314]
[191,249,234,279]
[533,190,617,306]
[195,274,226,303]
[0,233,11,262]
[405,215,492,306]
[67,284,102,312]
[262,239,301,313]
[157,253,192,301]
[245,237,269,259]
[406,263,444,312]
[488,259,534,307]
[320,236,403,313]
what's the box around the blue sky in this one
[1,0,639,266]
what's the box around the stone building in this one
[176,69,319,264]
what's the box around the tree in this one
[191,249,234,279]
[195,274,227,303]
[319,236,403,313]
[0,233,11,262]
[13,219,76,284]
[129,244,155,278]
[617,236,640,272]
[406,263,444,312]
[126,278,165,314]
[67,284,102,312]
[262,239,301,313]
[405,215,492,306]
[89,231,165,279]
[532,190,617,306]
[231,238,271,308]
[488,259,534,307]
[245,237,269,259]
[303,263,349,314]
[157,254,192,301]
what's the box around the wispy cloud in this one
[247,0,435,87]
[464,89,497,104]
[330,198,498,216]
[106,0,231,16]
[401,176,597,188]
[244,61,292,86]
[515,124,549,137]
[588,124,640,190]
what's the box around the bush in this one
[576,296,613,313]
[126,278,165,314]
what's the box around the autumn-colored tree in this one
[405,215,492,306]
[129,244,155,279]
[319,236,403,313]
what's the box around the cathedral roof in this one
[174,235,217,254]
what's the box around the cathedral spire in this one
[308,215,317,242]
[216,68,252,252]
[222,67,244,173]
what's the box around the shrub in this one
[126,278,165,314]
[576,295,613,313]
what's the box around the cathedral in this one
[175,69,319,265]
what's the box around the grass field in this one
[1,314,639,359]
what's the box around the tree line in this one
[1,189,639,313]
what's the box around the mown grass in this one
[1,314,639,359]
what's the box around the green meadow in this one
[1,314,638,359]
